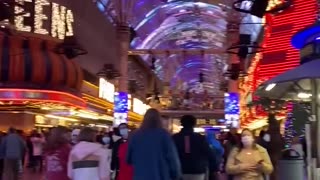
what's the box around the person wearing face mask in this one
[117,129,134,180]
[71,129,80,146]
[226,129,273,180]
[111,123,129,180]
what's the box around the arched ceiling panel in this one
[133,1,227,95]
[93,0,236,95]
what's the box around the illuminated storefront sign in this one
[4,0,74,39]
[99,78,115,103]
[0,89,86,108]
[133,98,150,115]
[224,93,240,128]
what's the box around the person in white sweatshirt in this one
[68,127,110,180]
[30,133,45,172]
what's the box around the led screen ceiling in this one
[95,0,236,95]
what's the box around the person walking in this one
[45,126,72,180]
[226,129,273,180]
[1,127,26,180]
[172,115,215,180]
[68,127,110,180]
[127,108,181,180]
[117,139,133,180]
[111,123,128,180]
[31,133,45,172]
[206,130,224,180]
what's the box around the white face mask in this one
[241,135,254,147]
[102,137,110,144]
[119,129,128,138]
[263,134,271,142]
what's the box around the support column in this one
[226,22,240,93]
[114,24,130,126]
[226,19,240,128]
[117,25,130,92]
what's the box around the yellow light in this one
[51,3,66,39]
[83,81,99,89]
[15,0,32,32]
[45,114,78,122]
[267,0,283,11]
[34,0,50,35]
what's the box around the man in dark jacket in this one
[1,127,26,180]
[173,115,216,180]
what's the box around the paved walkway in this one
[22,171,227,180]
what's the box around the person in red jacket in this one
[117,141,133,180]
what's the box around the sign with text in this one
[4,0,74,39]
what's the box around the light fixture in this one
[265,83,276,91]
[55,36,88,59]
[97,64,120,80]
[297,92,312,99]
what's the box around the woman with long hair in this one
[226,129,273,180]
[67,127,110,180]
[45,126,71,180]
[127,108,181,180]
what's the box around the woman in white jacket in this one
[68,127,111,180]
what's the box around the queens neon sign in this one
[4,0,74,39]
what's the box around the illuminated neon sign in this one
[0,89,86,108]
[99,78,115,103]
[133,98,150,115]
[4,0,74,39]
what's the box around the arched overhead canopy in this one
[133,1,228,95]
[94,0,230,95]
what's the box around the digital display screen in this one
[224,93,240,128]
[114,92,128,113]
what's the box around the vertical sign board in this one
[114,92,128,126]
[224,93,240,128]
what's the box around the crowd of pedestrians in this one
[0,108,281,180]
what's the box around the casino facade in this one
[0,0,148,131]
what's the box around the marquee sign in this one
[0,89,86,108]
[4,0,74,39]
